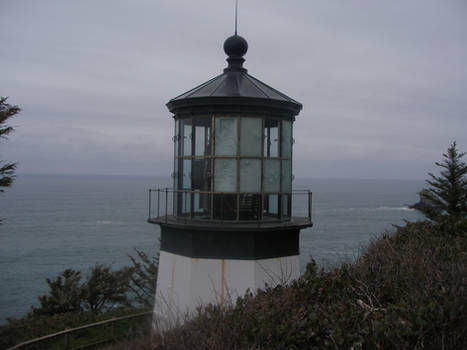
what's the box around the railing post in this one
[157,188,160,217]
[165,188,168,223]
[308,190,312,222]
[184,192,187,224]
[148,190,152,220]
[65,332,70,350]
[280,194,283,222]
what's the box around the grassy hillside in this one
[111,220,466,350]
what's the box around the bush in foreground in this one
[140,220,465,349]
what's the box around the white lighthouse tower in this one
[148,33,312,323]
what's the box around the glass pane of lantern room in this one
[263,159,280,192]
[174,120,180,157]
[264,194,279,218]
[176,158,182,190]
[182,159,191,190]
[193,193,211,219]
[173,190,177,216]
[194,117,212,156]
[240,118,262,156]
[182,192,191,216]
[174,120,179,191]
[282,160,292,193]
[177,192,191,217]
[282,194,291,218]
[213,194,237,220]
[192,158,211,191]
[239,194,261,220]
[240,159,261,192]
[214,159,237,192]
[264,119,279,158]
[215,117,238,155]
[281,120,292,159]
[182,119,192,156]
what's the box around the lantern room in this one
[173,114,294,221]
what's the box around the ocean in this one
[0,175,424,323]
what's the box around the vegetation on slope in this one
[142,220,465,350]
[0,250,157,349]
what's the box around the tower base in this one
[153,250,300,326]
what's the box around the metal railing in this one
[7,311,152,350]
[148,188,312,224]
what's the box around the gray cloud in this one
[2,0,466,179]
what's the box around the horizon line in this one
[15,172,426,182]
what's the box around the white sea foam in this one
[316,206,415,213]
[375,206,414,211]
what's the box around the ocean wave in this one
[97,220,113,225]
[375,206,414,211]
[315,206,415,214]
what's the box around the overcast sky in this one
[2,0,466,179]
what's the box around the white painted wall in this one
[153,250,300,326]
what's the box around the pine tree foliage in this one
[33,265,132,316]
[31,251,159,316]
[127,249,158,308]
[82,264,132,312]
[35,269,84,315]
[414,141,467,221]
[0,96,20,192]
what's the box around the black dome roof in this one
[167,34,302,118]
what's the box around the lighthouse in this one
[148,33,312,322]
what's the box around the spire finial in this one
[235,0,238,35]
[224,1,247,72]
[223,34,248,72]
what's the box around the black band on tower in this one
[160,226,300,260]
